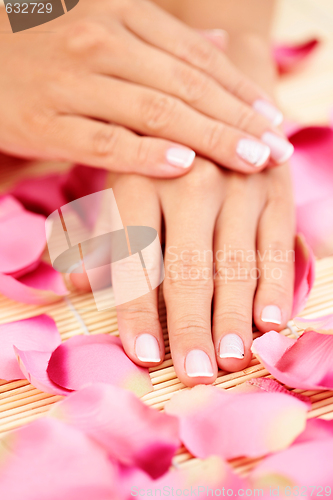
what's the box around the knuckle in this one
[171,315,210,341]
[64,21,106,53]
[228,74,252,99]
[136,138,153,166]
[141,94,177,132]
[233,105,256,131]
[176,67,211,104]
[119,305,159,325]
[92,126,120,159]
[182,160,221,194]
[165,257,213,294]
[214,310,250,329]
[261,277,291,297]
[179,40,217,72]
[215,249,257,286]
[202,123,226,152]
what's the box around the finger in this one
[74,75,278,173]
[253,167,295,333]
[40,115,196,176]
[161,159,223,386]
[111,175,164,367]
[212,174,263,372]
[94,31,284,144]
[122,0,284,125]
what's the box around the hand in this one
[72,158,295,385]
[0,0,293,177]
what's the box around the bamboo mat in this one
[0,0,333,478]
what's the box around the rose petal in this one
[251,439,333,492]
[10,173,67,216]
[290,126,333,258]
[294,314,333,334]
[273,39,319,74]
[0,315,61,381]
[119,456,248,499]
[0,418,120,500]
[14,348,71,396]
[62,165,107,203]
[165,385,307,460]
[293,418,333,445]
[292,234,315,317]
[252,329,333,390]
[0,195,45,276]
[47,334,153,397]
[231,378,311,405]
[50,383,179,478]
[9,166,107,217]
[0,262,68,305]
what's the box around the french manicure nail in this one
[261,132,294,164]
[219,334,244,359]
[261,305,282,325]
[253,99,284,126]
[236,139,271,167]
[135,334,161,362]
[185,350,214,378]
[166,148,196,169]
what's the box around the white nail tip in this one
[219,334,245,360]
[236,139,271,167]
[261,132,294,164]
[166,148,196,169]
[187,371,215,378]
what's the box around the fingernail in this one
[261,305,282,325]
[261,132,294,164]
[185,350,214,378]
[219,334,244,359]
[236,139,271,167]
[166,148,196,169]
[253,99,284,126]
[135,334,161,362]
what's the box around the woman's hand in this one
[0,0,293,176]
[72,158,295,386]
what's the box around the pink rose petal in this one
[231,378,311,405]
[14,348,71,396]
[165,385,308,460]
[0,315,61,381]
[273,39,319,74]
[0,262,68,305]
[0,195,45,276]
[119,456,248,499]
[0,418,120,500]
[294,314,333,334]
[289,126,333,258]
[252,329,333,390]
[251,439,333,493]
[9,173,67,216]
[62,165,107,204]
[293,418,333,445]
[50,383,179,478]
[292,234,315,317]
[10,166,107,217]
[47,334,153,397]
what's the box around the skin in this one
[72,16,295,385]
[0,0,289,176]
